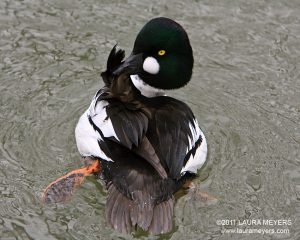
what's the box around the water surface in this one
[0,0,299,239]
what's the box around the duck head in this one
[113,17,194,91]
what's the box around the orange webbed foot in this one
[41,160,101,203]
[183,181,217,203]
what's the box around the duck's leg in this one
[183,180,217,202]
[41,158,101,203]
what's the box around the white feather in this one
[92,100,119,141]
[75,94,117,161]
[130,74,165,98]
[180,120,208,174]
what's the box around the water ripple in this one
[0,0,299,239]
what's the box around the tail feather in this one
[105,184,174,235]
[106,184,133,233]
[148,197,174,234]
[106,183,119,222]
[135,190,153,230]
[111,190,124,229]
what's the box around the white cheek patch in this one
[143,57,160,74]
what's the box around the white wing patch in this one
[75,92,118,161]
[91,100,119,141]
[180,119,208,174]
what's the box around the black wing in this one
[104,97,168,179]
[105,100,148,149]
[146,96,198,179]
[105,95,200,179]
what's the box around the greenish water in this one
[0,0,299,239]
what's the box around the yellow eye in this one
[158,50,166,56]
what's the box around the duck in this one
[42,17,208,235]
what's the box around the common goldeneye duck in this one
[42,17,208,235]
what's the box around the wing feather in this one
[146,97,207,179]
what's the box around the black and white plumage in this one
[75,18,208,234]
[76,83,207,177]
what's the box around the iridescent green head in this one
[114,17,194,91]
